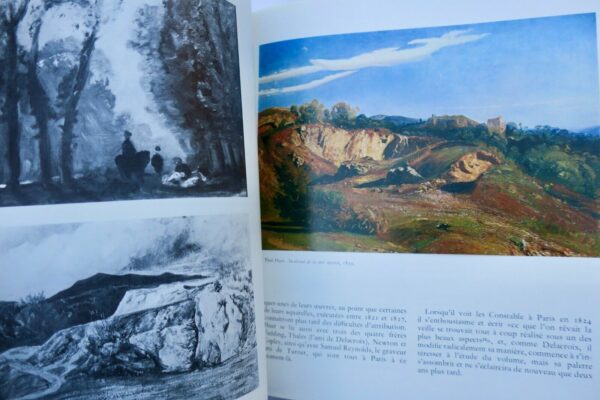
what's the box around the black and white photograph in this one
[0,214,258,399]
[0,0,246,207]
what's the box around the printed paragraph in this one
[416,309,593,379]
[265,301,408,365]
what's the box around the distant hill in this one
[579,126,600,135]
[370,114,421,127]
[424,115,481,130]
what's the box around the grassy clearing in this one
[262,228,404,252]
[384,213,516,255]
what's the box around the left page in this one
[0,1,267,399]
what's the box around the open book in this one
[0,0,598,399]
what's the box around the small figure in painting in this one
[151,146,164,175]
[115,131,150,183]
[162,157,207,189]
[122,130,136,159]
[174,157,192,179]
[436,223,451,232]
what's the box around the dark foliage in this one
[273,160,310,224]
[133,0,245,175]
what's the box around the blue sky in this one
[259,13,600,131]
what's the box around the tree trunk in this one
[28,19,53,185]
[228,140,240,170]
[60,26,98,186]
[5,18,21,190]
[233,142,244,172]
[220,139,233,170]
[208,137,225,174]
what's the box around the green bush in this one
[273,161,310,224]
[521,145,597,197]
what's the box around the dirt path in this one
[8,361,62,400]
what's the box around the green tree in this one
[290,104,299,117]
[355,114,370,128]
[273,161,309,224]
[310,189,344,231]
[330,102,358,127]
[297,99,325,124]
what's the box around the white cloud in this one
[0,215,248,301]
[260,70,356,96]
[260,64,322,84]
[259,30,489,94]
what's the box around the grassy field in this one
[262,156,599,256]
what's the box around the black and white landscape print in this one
[0,215,258,399]
[0,0,246,207]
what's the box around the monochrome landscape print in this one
[0,215,258,399]
[258,14,600,256]
[0,0,246,207]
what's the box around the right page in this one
[254,0,600,399]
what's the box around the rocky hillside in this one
[0,273,208,352]
[258,112,438,219]
[0,272,256,399]
[445,151,501,183]
[300,124,396,165]
[259,106,599,256]
[264,123,436,169]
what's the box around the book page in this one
[254,0,600,398]
[0,0,266,399]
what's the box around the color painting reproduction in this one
[0,0,246,207]
[0,215,258,399]
[258,14,600,256]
